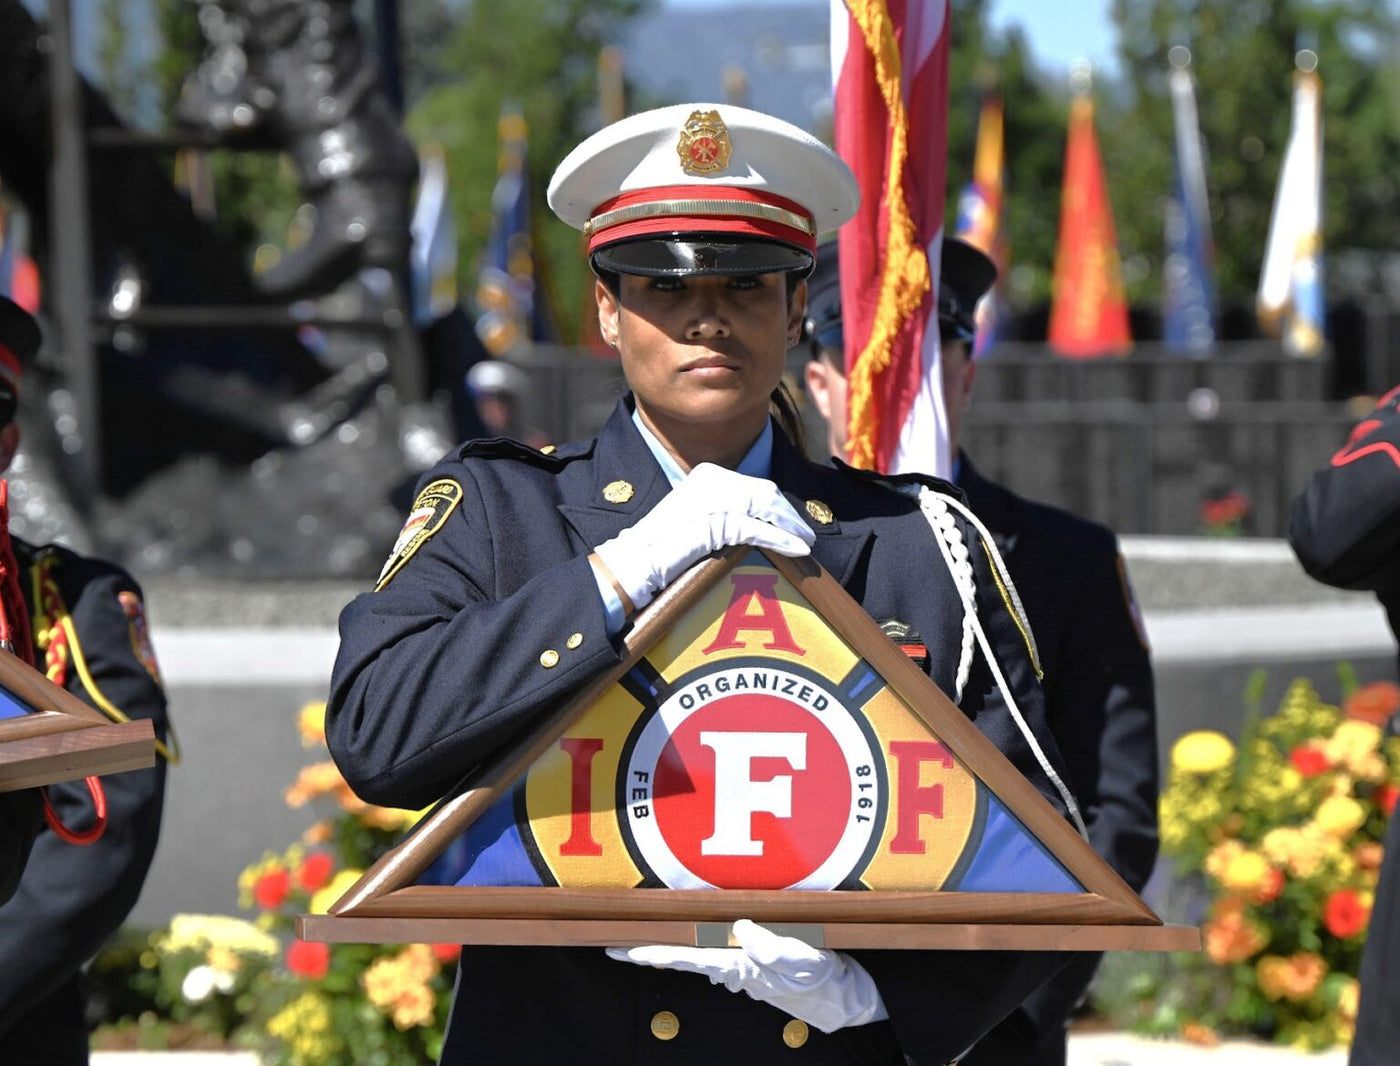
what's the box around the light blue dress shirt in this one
[592,411,775,634]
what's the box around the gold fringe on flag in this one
[843,0,932,471]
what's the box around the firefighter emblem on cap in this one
[677,110,732,175]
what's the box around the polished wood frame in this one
[299,549,1197,952]
[0,648,155,791]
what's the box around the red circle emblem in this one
[653,695,850,889]
[623,664,882,890]
[687,136,719,167]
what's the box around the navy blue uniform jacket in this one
[0,540,170,1063]
[957,457,1158,1065]
[1287,388,1400,1066]
[328,399,1076,1065]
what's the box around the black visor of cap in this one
[591,235,815,279]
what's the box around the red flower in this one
[298,852,334,892]
[1289,745,1331,778]
[430,942,462,964]
[253,868,291,909]
[1346,682,1400,727]
[286,939,331,978]
[1324,890,1371,939]
[1376,784,1399,817]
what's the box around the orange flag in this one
[1048,92,1131,358]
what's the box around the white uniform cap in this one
[466,359,528,397]
[547,103,859,278]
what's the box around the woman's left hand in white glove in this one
[606,918,888,1033]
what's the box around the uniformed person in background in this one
[328,103,1078,1065]
[0,297,42,907]
[1288,386,1400,1066]
[0,296,175,1064]
[803,239,1160,1066]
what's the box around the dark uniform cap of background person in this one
[547,103,859,280]
[803,236,998,358]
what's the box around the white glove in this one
[594,463,815,611]
[606,919,888,1033]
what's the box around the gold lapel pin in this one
[805,499,834,525]
[603,480,635,504]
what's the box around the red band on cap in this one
[0,345,21,392]
[585,185,816,256]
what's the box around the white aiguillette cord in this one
[919,486,1089,841]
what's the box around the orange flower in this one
[298,852,335,892]
[1376,784,1399,817]
[1252,867,1285,905]
[1344,682,1400,726]
[391,983,437,1030]
[285,940,331,979]
[253,868,291,910]
[1289,744,1331,778]
[1180,1021,1221,1047]
[1355,842,1385,872]
[302,820,334,845]
[1256,953,1327,1002]
[1203,898,1269,964]
[1324,889,1371,939]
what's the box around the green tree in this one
[1104,0,1400,309]
[406,0,654,343]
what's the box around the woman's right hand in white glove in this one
[592,462,815,611]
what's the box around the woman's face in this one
[597,270,804,443]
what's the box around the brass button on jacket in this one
[566,632,584,650]
[782,1018,810,1048]
[650,1009,680,1041]
[539,649,560,669]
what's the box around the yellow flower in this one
[161,914,278,958]
[1337,977,1360,1022]
[1257,952,1327,1002]
[309,868,363,915]
[1314,795,1367,840]
[1261,827,1334,880]
[1219,849,1274,897]
[1172,731,1235,775]
[1205,840,1244,883]
[206,945,241,975]
[1325,719,1385,781]
[297,702,328,748]
[267,989,341,1063]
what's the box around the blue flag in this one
[1163,55,1217,355]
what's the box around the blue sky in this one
[663,0,1119,75]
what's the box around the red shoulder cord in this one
[0,481,107,845]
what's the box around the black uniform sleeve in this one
[326,465,624,810]
[0,788,41,906]
[0,564,169,1032]
[1018,539,1158,1034]
[1289,388,1400,594]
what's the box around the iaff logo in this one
[621,662,883,889]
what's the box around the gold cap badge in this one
[603,480,635,504]
[677,110,732,176]
[805,499,834,526]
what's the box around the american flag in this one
[830,0,952,477]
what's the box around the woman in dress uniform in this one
[327,103,1074,1066]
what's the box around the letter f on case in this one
[699,731,807,856]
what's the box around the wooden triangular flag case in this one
[0,648,155,792]
[300,549,1196,951]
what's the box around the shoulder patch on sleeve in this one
[375,478,464,592]
[118,590,162,684]
[1117,553,1150,651]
